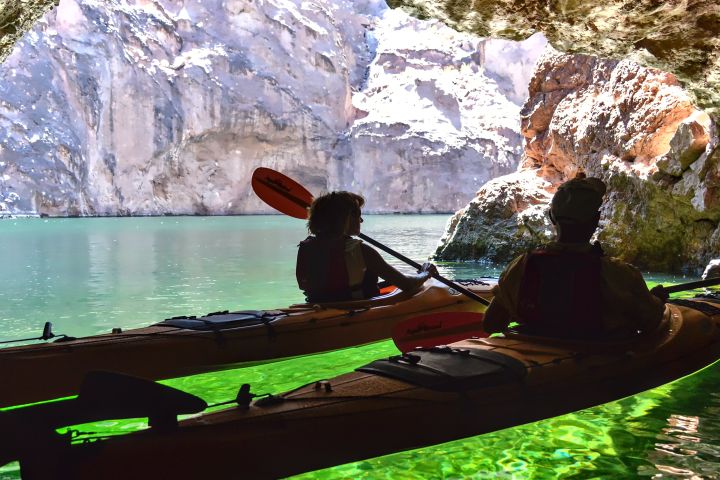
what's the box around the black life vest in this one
[296,236,380,303]
[516,245,604,339]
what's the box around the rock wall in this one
[389,0,720,119]
[0,0,544,216]
[3,1,719,120]
[436,47,719,273]
[335,12,546,212]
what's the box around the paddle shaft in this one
[665,276,720,294]
[358,233,489,305]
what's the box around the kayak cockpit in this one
[288,280,422,310]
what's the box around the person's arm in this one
[483,293,512,334]
[482,255,525,334]
[362,244,436,293]
[623,263,665,333]
[296,249,310,294]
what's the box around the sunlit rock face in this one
[338,12,546,212]
[5,1,719,119]
[0,0,543,216]
[389,0,720,119]
[704,259,720,280]
[0,0,377,216]
[436,47,719,273]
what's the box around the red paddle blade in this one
[251,167,314,219]
[392,312,487,353]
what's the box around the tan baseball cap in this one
[550,177,606,223]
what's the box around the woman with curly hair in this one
[296,191,437,303]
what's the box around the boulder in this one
[703,259,720,280]
[436,48,719,273]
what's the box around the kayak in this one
[7,296,720,479]
[0,278,493,408]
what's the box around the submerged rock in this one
[436,48,719,273]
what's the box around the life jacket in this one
[296,236,380,303]
[516,244,604,339]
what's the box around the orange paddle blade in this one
[251,167,314,219]
[392,312,487,353]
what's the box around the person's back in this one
[296,191,437,303]
[484,176,666,340]
[297,234,379,302]
[515,243,604,339]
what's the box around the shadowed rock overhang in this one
[387,0,720,118]
[3,0,718,118]
[0,0,58,63]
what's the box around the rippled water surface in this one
[0,215,717,479]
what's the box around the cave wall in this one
[388,0,720,118]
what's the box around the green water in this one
[1,215,717,479]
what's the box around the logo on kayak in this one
[406,321,442,335]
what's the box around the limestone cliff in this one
[0,0,543,216]
[436,48,719,273]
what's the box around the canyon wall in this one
[436,47,719,273]
[0,0,543,216]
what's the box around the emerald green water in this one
[1,215,717,479]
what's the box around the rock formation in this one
[388,0,720,119]
[336,11,546,212]
[4,1,717,118]
[0,0,542,216]
[704,259,720,280]
[436,47,719,273]
[0,0,57,66]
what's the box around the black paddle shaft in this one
[358,233,490,306]
[664,276,720,294]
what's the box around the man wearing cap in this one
[483,176,666,339]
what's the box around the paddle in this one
[0,371,207,464]
[391,311,488,353]
[663,276,720,294]
[0,371,206,429]
[251,167,490,306]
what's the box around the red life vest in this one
[296,236,380,303]
[516,245,603,339]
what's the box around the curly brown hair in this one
[307,191,364,237]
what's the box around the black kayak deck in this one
[358,346,527,392]
[156,310,286,331]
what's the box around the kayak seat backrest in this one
[357,347,527,392]
[156,310,286,331]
